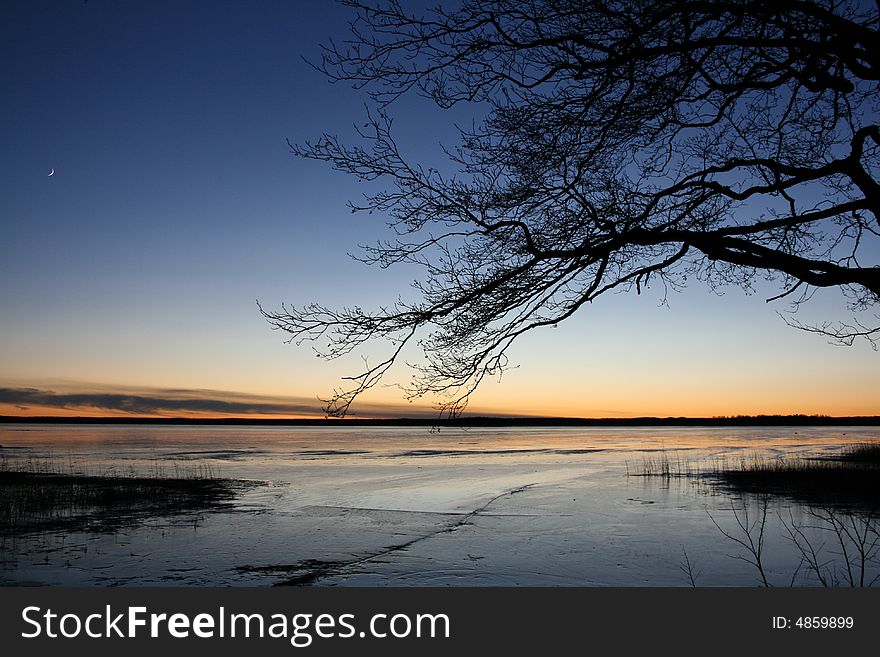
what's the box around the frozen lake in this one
[2,423,878,586]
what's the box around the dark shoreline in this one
[2,414,879,427]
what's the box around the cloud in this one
[0,386,328,416]
[7,383,457,417]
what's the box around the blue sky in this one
[1,0,877,418]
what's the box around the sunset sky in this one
[2,0,878,419]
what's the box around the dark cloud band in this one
[0,386,323,416]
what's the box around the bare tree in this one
[263,0,880,416]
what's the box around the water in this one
[1,423,878,586]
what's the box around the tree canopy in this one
[263,0,880,417]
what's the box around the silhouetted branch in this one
[781,505,880,586]
[780,313,880,349]
[268,0,879,415]
[679,546,702,587]
[708,497,771,586]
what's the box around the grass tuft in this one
[633,441,880,509]
[707,443,880,509]
[0,454,256,536]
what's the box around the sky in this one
[1,0,878,419]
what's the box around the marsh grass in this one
[632,442,880,509]
[707,444,880,510]
[0,453,254,536]
[834,442,880,463]
[626,452,694,478]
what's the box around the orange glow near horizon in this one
[1,377,878,419]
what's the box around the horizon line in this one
[2,414,880,427]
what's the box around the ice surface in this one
[2,424,877,586]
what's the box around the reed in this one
[706,443,880,509]
[0,453,253,536]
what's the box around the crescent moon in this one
[48,168,55,177]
